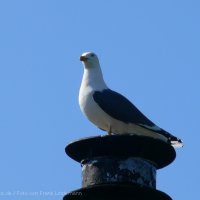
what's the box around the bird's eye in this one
[90,54,95,57]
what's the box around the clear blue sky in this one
[0,0,199,199]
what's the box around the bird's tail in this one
[169,136,183,148]
[158,129,183,148]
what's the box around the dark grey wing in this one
[93,89,155,126]
[93,89,183,147]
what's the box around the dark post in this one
[63,135,176,200]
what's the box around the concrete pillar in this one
[63,135,176,200]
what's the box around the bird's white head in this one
[79,51,107,90]
[80,52,100,69]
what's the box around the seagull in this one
[79,52,183,148]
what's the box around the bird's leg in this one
[108,126,112,135]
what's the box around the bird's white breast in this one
[79,83,110,131]
[79,66,112,131]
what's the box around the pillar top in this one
[66,135,176,169]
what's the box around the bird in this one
[79,52,183,148]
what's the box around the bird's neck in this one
[82,66,108,91]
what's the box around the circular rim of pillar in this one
[63,183,172,200]
[66,135,176,169]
